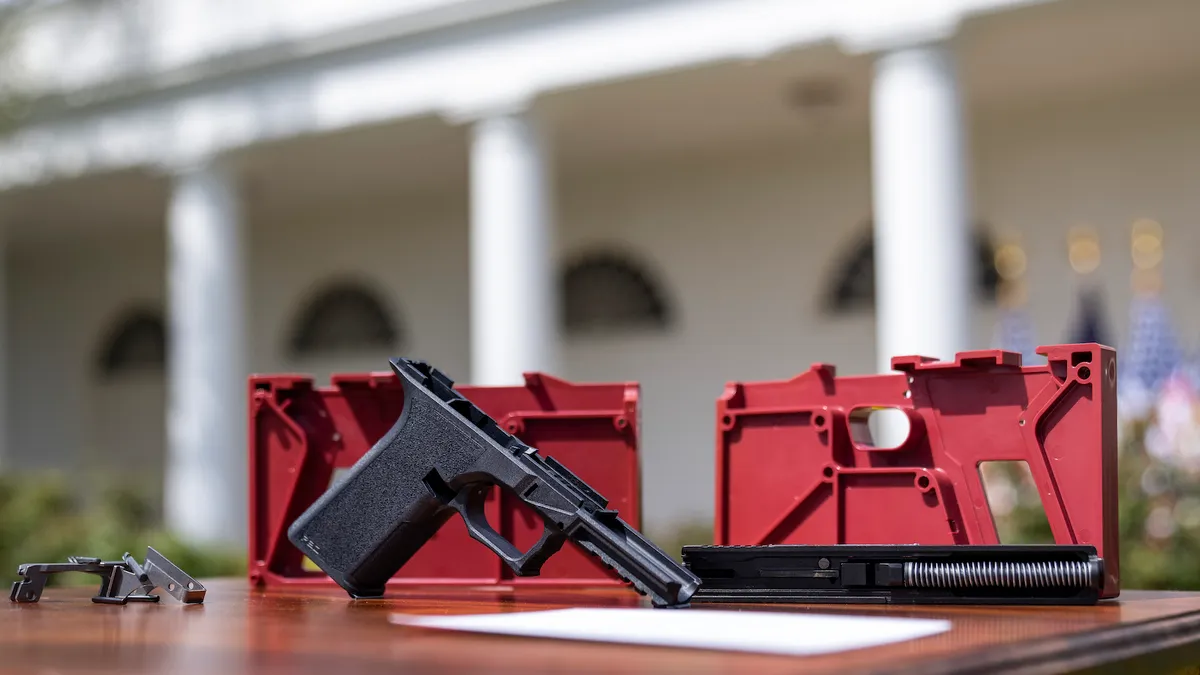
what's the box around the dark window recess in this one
[562,252,672,335]
[289,282,401,356]
[824,225,1000,313]
[98,309,166,377]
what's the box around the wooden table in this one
[5,580,1200,674]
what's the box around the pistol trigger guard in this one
[449,483,566,576]
[449,485,521,560]
[517,524,568,576]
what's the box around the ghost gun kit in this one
[683,545,1105,605]
[287,358,699,608]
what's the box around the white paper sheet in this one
[391,607,950,657]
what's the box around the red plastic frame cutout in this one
[249,369,641,589]
[715,344,1119,598]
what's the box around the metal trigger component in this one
[9,547,205,605]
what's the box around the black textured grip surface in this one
[287,369,490,596]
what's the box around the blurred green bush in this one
[654,521,714,562]
[0,474,245,587]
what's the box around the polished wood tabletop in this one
[5,579,1200,674]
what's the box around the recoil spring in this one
[904,560,1097,589]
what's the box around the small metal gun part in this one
[10,547,205,605]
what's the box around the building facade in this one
[1,0,1199,543]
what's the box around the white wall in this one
[559,138,879,534]
[9,228,166,503]
[6,192,473,509]
[974,81,1200,347]
[249,193,471,381]
[561,81,1200,533]
[9,77,1200,537]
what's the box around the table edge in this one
[868,605,1200,675]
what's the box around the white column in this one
[165,160,247,545]
[872,42,971,374]
[0,226,7,471]
[469,110,558,385]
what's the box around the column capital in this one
[836,5,961,55]
[151,151,243,183]
[465,106,552,176]
[439,90,538,127]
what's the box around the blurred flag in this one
[1119,293,1183,419]
[1124,293,1181,391]
[992,306,1041,365]
[990,237,1040,364]
[1067,289,1110,345]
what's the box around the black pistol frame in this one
[288,358,699,608]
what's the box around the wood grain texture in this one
[4,580,1200,674]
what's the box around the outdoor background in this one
[1,0,1199,589]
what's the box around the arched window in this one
[823,223,1000,313]
[288,280,402,357]
[561,251,673,335]
[97,308,166,377]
